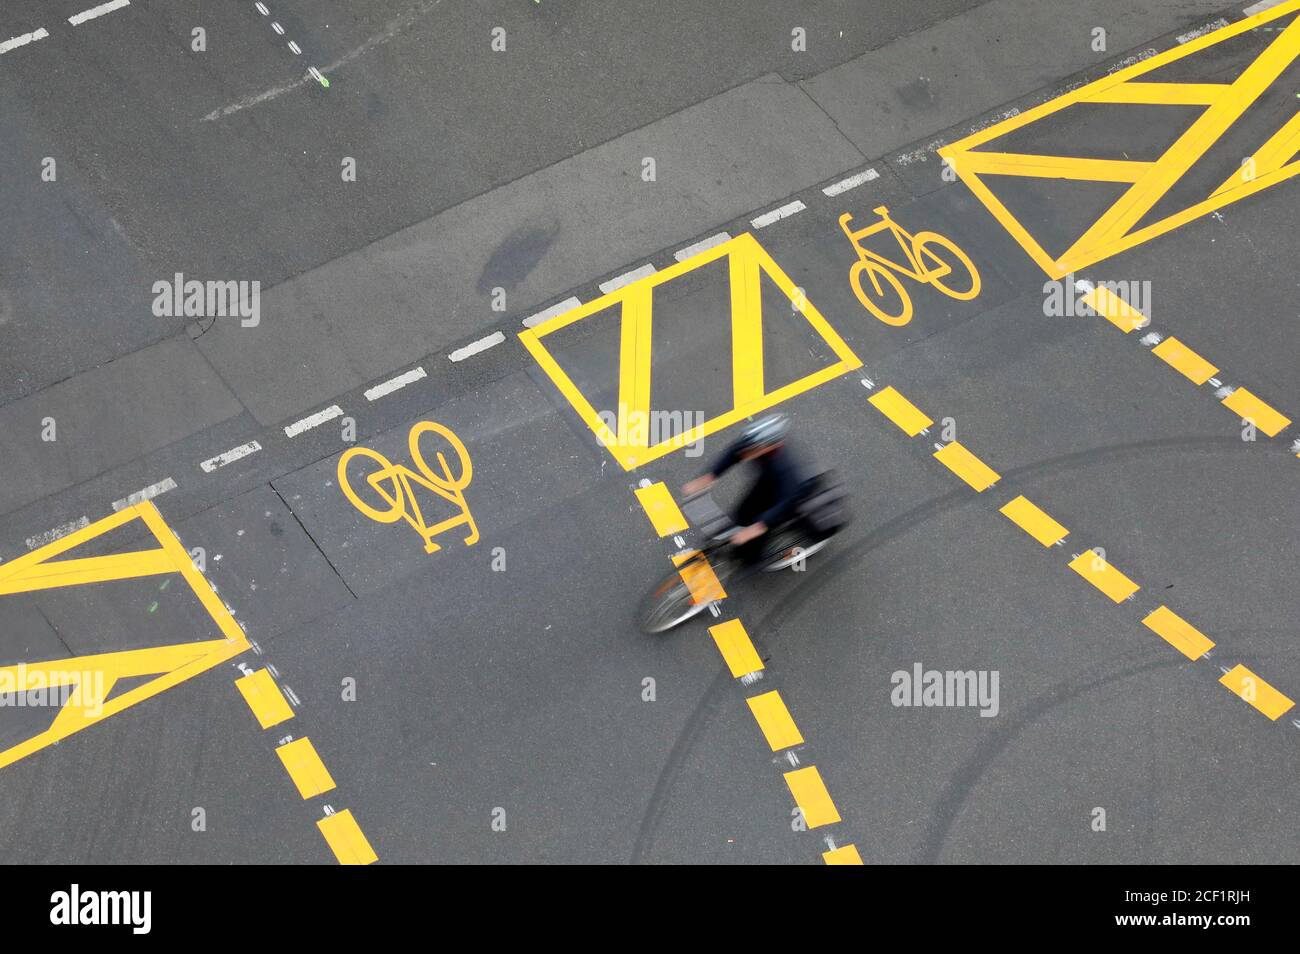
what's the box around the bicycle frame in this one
[839,207,939,281]
[372,463,479,554]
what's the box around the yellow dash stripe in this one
[1068,550,1139,602]
[1081,285,1147,332]
[783,766,841,829]
[746,690,804,751]
[868,386,933,436]
[633,482,688,537]
[673,554,726,604]
[1152,337,1217,385]
[1219,664,1294,721]
[276,737,337,799]
[823,844,864,865]
[317,809,378,865]
[1142,605,1214,660]
[708,618,764,677]
[1222,387,1291,437]
[934,442,1000,491]
[234,668,294,729]
[999,495,1068,547]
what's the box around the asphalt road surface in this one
[1,0,1298,866]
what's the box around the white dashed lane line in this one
[68,0,130,26]
[112,477,177,512]
[449,332,505,362]
[599,264,656,294]
[674,232,731,262]
[0,28,49,55]
[364,367,426,401]
[523,297,581,328]
[284,405,344,438]
[822,169,879,197]
[200,440,263,473]
[26,517,90,551]
[751,200,806,229]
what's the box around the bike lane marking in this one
[861,379,1297,723]
[939,1,1300,278]
[633,488,862,864]
[1075,281,1293,441]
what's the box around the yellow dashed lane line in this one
[1085,285,1291,439]
[234,667,376,865]
[1219,664,1295,721]
[867,381,1300,730]
[235,668,295,729]
[638,490,859,864]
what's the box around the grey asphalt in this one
[1,0,1294,865]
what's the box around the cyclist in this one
[682,413,804,565]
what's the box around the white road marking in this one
[203,1,438,120]
[523,296,581,328]
[365,366,427,400]
[255,2,269,14]
[674,232,731,262]
[0,28,49,55]
[288,40,302,55]
[1140,332,1163,346]
[68,0,130,26]
[599,263,656,294]
[1107,49,1158,75]
[283,685,302,706]
[112,477,178,512]
[26,517,90,551]
[1177,18,1229,43]
[751,200,806,229]
[822,168,879,196]
[200,440,262,473]
[272,21,285,35]
[1244,0,1287,16]
[449,331,505,361]
[284,404,343,437]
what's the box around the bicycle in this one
[638,478,845,634]
[838,205,981,326]
[337,420,479,554]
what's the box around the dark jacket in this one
[710,439,804,528]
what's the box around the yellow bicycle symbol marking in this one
[338,421,480,555]
[838,205,981,326]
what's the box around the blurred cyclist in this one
[681,413,803,565]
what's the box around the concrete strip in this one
[194,75,864,425]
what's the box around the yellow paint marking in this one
[317,809,378,865]
[0,502,250,771]
[1068,550,1140,602]
[822,844,864,865]
[746,690,805,751]
[708,618,764,677]
[1219,664,1294,720]
[519,233,861,469]
[1213,111,1300,196]
[954,151,1151,182]
[868,385,933,436]
[999,495,1068,547]
[933,442,1000,491]
[1152,337,1218,385]
[1142,605,1215,660]
[633,482,689,537]
[783,766,842,828]
[1081,285,1148,333]
[1082,81,1228,105]
[1222,387,1291,437]
[235,668,294,729]
[338,420,479,556]
[939,2,1300,277]
[276,737,337,799]
[672,553,726,605]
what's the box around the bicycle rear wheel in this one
[849,260,912,326]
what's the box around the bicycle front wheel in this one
[914,232,981,301]
[849,260,912,326]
